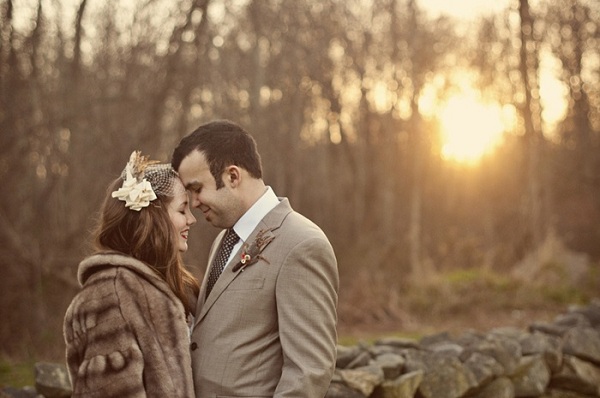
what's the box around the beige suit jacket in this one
[190,198,339,398]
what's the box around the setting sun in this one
[439,94,511,164]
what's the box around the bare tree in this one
[518,0,548,248]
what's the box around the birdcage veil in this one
[123,163,181,197]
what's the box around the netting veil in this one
[125,163,182,198]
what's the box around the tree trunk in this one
[518,0,546,248]
[407,0,423,279]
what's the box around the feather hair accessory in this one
[131,150,160,177]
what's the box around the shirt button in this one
[190,342,198,351]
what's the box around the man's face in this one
[177,149,237,229]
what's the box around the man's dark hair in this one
[172,120,263,189]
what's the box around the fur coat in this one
[63,252,196,397]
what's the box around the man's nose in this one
[191,193,202,208]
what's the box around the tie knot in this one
[224,228,239,246]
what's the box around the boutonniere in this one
[231,228,275,272]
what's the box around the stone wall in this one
[4,301,600,398]
[328,300,600,398]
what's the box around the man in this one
[172,120,339,398]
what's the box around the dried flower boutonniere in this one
[231,228,275,272]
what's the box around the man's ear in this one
[225,165,241,187]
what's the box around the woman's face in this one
[167,179,196,252]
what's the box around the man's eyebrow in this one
[185,181,201,190]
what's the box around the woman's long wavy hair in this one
[95,178,199,314]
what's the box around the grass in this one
[337,262,600,343]
[0,357,35,388]
[338,330,424,346]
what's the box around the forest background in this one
[1,0,599,374]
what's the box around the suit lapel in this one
[194,198,292,328]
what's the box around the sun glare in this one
[439,95,509,164]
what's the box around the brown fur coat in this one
[63,252,196,397]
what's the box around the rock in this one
[464,332,522,375]
[371,353,405,380]
[469,377,515,398]
[554,312,592,329]
[405,352,476,398]
[519,331,563,372]
[372,370,423,398]
[369,345,401,357]
[510,355,551,397]
[348,351,373,369]
[34,362,71,398]
[550,354,600,396]
[337,345,367,369]
[570,300,600,329]
[463,352,504,386]
[326,381,366,398]
[541,388,596,397]
[0,386,42,398]
[339,364,385,397]
[530,322,572,337]
[563,326,600,365]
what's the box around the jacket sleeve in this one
[274,236,339,397]
[64,276,147,398]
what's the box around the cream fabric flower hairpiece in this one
[112,151,159,211]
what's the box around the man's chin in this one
[204,218,220,228]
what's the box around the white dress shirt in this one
[223,186,279,270]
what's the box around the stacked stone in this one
[327,300,600,398]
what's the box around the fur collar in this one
[78,251,164,287]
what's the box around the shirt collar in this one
[233,186,279,243]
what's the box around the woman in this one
[63,151,199,397]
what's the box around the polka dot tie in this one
[206,228,239,297]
